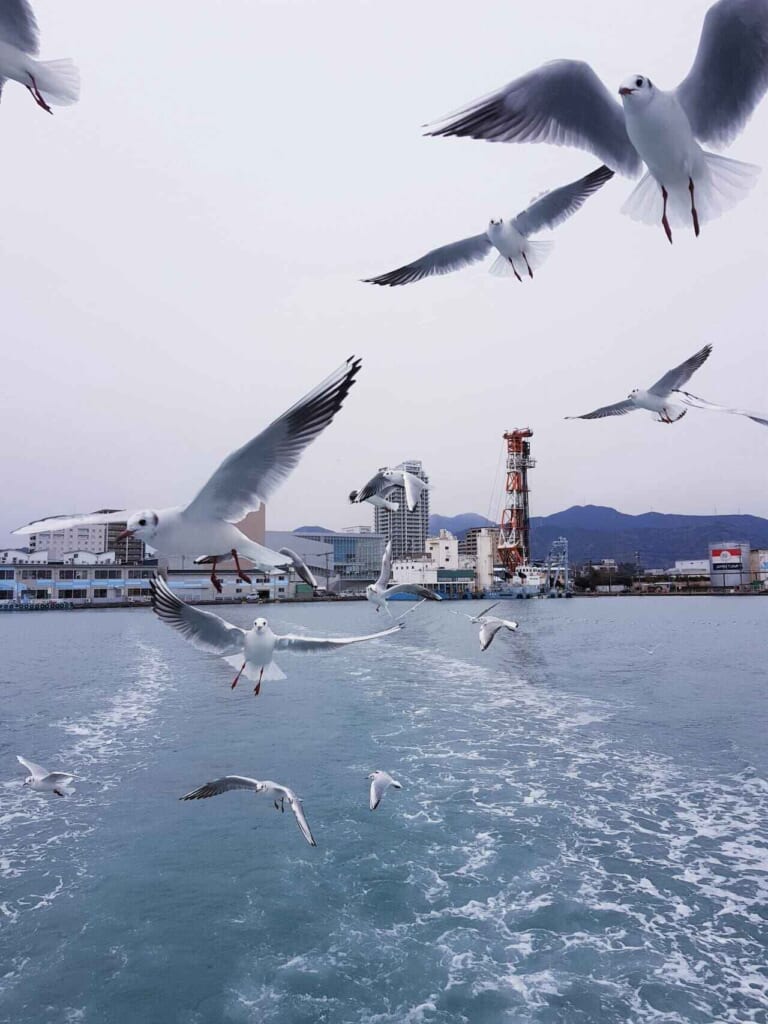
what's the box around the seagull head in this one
[22,776,31,786]
[487,218,505,239]
[118,510,159,543]
[253,617,268,631]
[628,388,640,399]
[619,75,654,103]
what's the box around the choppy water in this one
[1,596,766,1024]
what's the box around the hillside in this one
[430,506,768,568]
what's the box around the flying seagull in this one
[363,165,613,285]
[567,344,713,424]
[368,770,402,811]
[350,467,429,513]
[0,0,79,113]
[150,575,403,694]
[366,540,441,616]
[180,776,316,846]
[426,0,768,241]
[452,602,519,651]
[14,357,361,592]
[277,547,319,590]
[17,755,75,797]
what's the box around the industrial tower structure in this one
[497,428,535,573]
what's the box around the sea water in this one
[0,596,766,1023]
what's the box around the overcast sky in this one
[1,0,767,547]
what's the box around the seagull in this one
[366,540,441,616]
[426,0,768,241]
[150,575,403,694]
[277,547,319,589]
[452,602,519,650]
[180,776,316,846]
[13,358,361,593]
[369,770,402,811]
[350,467,429,513]
[566,344,713,424]
[0,0,79,114]
[17,755,75,797]
[363,165,614,285]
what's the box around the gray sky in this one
[2,0,767,548]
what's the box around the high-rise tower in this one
[497,429,535,573]
[373,460,430,559]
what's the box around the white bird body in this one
[180,775,317,846]
[478,617,519,652]
[487,219,525,256]
[150,576,403,694]
[368,770,402,811]
[14,358,361,591]
[131,507,288,571]
[17,755,74,797]
[628,388,687,422]
[622,86,701,184]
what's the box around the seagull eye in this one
[139,518,146,526]
[635,78,643,88]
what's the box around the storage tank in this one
[709,541,751,588]
[750,549,768,588]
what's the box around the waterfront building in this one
[425,530,458,569]
[709,541,751,588]
[27,511,146,564]
[264,531,335,589]
[373,460,430,559]
[294,527,386,593]
[459,526,500,558]
[0,556,295,606]
[391,556,474,598]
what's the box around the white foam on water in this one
[0,639,174,940]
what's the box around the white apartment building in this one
[425,529,458,569]
[29,523,109,558]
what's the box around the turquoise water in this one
[1,597,766,1023]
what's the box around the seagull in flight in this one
[350,467,429,513]
[0,0,79,114]
[366,541,441,616]
[427,0,768,241]
[150,575,403,694]
[17,755,75,797]
[567,344,713,424]
[363,166,613,285]
[14,358,361,593]
[180,776,317,846]
[276,547,319,590]
[368,770,402,811]
[453,602,519,651]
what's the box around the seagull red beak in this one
[618,87,635,96]
[116,529,135,542]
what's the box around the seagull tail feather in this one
[30,58,80,106]
[622,156,759,229]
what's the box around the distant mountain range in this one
[429,506,768,568]
[297,507,768,568]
